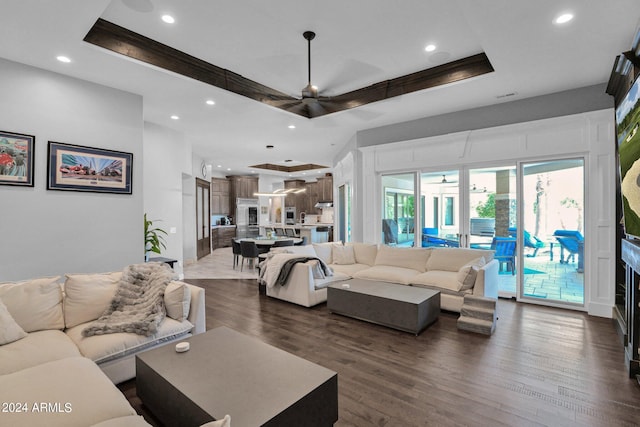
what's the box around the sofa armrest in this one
[473,259,498,299]
[185,283,206,334]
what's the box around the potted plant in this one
[144,213,167,261]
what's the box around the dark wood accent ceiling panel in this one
[84,18,494,119]
[249,163,328,173]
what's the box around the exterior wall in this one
[0,58,143,281]
[355,109,615,317]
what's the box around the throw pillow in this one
[312,242,334,264]
[457,257,486,291]
[63,272,121,328]
[350,242,378,266]
[165,281,191,321]
[308,260,326,279]
[0,276,63,332]
[332,245,356,265]
[0,298,27,345]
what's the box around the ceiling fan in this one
[84,20,495,119]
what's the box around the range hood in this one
[314,201,333,208]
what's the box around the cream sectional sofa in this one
[0,271,206,427]
[265,243,498,312]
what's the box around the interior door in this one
[196,178,211,259]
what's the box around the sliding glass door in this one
[382,174,415,246]
[382,159,586,310]
[520,159,585,306]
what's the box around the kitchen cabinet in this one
[317,175,333,202]
[211,226,236,250]
[284,179,305,209]
[304,181,318,214]
[211,178,230,215]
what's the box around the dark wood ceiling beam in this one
[84,19,494,119]
[84,18,299,108]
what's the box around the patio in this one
[498,245,585,305]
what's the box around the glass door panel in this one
[521,159,584,306]
[420,171,460,247]
[382,173,415,246]
[468,166,517,295]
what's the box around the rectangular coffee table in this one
[327,279,440,335]
[136,326,338,427]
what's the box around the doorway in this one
[196,178,211,259]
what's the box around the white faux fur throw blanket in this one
[82,262,175,337]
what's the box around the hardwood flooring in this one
[120,279,640,426]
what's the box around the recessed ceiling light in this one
[425,44,436,52]
[170,115,179,120]
[227,168,231,171]
[56,56,71,63]
[554,13,574,24]
[288,125,296,129]
[161,14,175,24]
[206,99,215,105]
[217,165,222,168]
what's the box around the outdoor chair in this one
[382,219,398,245]
[491,237,517,275]
[553,230,583,264]
[422,227,448,247]
[508,227,545,257]
[240,240,259,272]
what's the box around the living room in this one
[2,1,640,426]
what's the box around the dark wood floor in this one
[120,279,640,426]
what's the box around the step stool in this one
[457,294,497,335]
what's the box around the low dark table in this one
[327,279,440,335]
[148,256,177,269]
[136,326,338,427]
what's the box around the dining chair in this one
[231,239,242,269]
[240,240,259,271]
[272,239,294,247]
[295,236,308,246]
[275,227,285,236]
[285,228,296,237]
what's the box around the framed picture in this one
[0,130,35,187]
[47,141,133,194]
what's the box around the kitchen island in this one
[262,223,333,243]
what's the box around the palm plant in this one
[144,213,167,259]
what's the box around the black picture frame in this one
[0,130,35,187]
[47,141,132,194]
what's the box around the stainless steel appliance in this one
[236,198,259,238]
[285,207,296,225]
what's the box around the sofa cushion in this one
[312,242,339,264]
[0,329,81,374]
[426,247,494,272]
[330,263,370,276]
[0,298,27,345]
[66,318,193,364]
[332,244,356,265]
[410,270,468,294]
[374,246,431,273]
[165,281,191,321]
[457,257,486,291]
[286,245,318,257]
[354,265,421,285]
[350,243,378,266]
[63,272,121,328]
[0,276,64,332]
[314,271,351,289]
[0,357,138,427]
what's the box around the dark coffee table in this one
[136,326,338,427]
[327,279,440,335]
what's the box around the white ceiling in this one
[0,0,638,179]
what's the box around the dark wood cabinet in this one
[317,176,333,201]
[211,178,230,215]
[212,226,236,250]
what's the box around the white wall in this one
[356,109,615,317]
[143,122,188,276]
[0,58,143,281]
